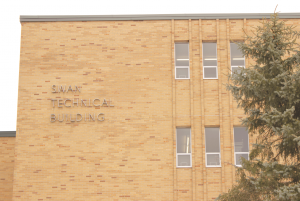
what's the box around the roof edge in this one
[20,13,300,22]
[0,131,16,137]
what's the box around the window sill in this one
[176,166,192,168]
[203,78,218,80]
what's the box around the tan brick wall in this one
[0,138,15,201]
[13,18,300,201]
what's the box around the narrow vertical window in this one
[175,43,189,79]
[205,128,221,167]
[203,43,218,79]
[176,128,192,167]
[234,127,249,166]
[230,43,245,74]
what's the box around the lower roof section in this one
[20,13,300,22]
[0,131,16,137]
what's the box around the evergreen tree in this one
[217,13,300,201]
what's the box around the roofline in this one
[0,131,16,137]
[20,13,300,22]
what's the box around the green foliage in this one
[217,13,300,201]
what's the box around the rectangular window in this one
[176,128,192,167]
[205,128,221,167]
[234,127,249,166]
[175,43,189,79]
[230,43,245,74]
[203,43,218,79]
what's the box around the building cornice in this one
[20,13,300,22]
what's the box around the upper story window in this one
[176,128,192,167]
[230,43,245,74]
[203,43,218,79]
[234,127,249,166]
[205,127,221,167]
[175,43,189,79]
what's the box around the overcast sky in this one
[1,0,299,131]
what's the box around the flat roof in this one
[20,13,300,22]
[0,131,16,137]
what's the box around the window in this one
[234,127,249,166]
[230,43,245,74]
[175,43,189,79]
[203,43,218,79]
[176,128,192,167]
[205,128,221,167]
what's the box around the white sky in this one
[0,0,299,131]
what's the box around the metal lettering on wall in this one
[50,85,114,123]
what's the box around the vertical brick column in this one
[199,19,207,201]
[217,19,226,193]
[172,19,178,201]
[189,19,196,201]
[244,19,248,67]
[227,18,236,185]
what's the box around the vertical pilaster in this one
[227,18,235,185]
[171,19,178,201]
[189,19,196,201]
[244,18,252,154]
[217,19,226,193]
[244,19,249,68]
[199,19,207,201]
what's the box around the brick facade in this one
[8,17,300,201]
[0,138,15,201]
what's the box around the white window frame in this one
[205,128,221,167]
[233,127,249,167]
[231,66,245,74]
[234,152,249,167]
[203,42,218,79]
[176,128,192,168]
[230,42,245,74]
[175,42,190,80]
[203,66,218,79]
[175,66,190,79]
[205,153,221,167]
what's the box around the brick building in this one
[1,13,299,201]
